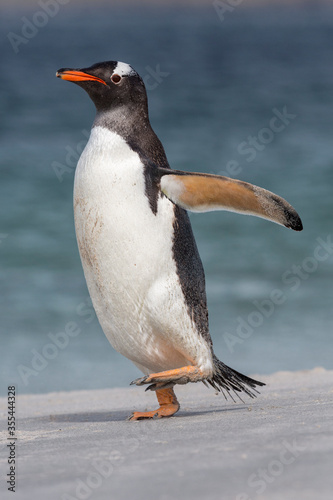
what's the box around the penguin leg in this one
[131,365,204,390]
[128,387,180,421]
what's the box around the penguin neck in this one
[93,105,170,169]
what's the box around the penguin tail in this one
[206,354,265,403]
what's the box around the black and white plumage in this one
[56,61,302,419]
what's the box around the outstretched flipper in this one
[160,171,303,231]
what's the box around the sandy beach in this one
[0,367,332,499]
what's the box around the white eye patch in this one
[112,61,136,77]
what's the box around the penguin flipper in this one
[160,171,303,231]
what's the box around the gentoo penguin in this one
[56,61,303,420]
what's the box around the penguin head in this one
[56,61,147,112]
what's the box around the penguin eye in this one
[111,74,122,84]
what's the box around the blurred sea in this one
[1,2,333,396]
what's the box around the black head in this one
[56,61,147,113]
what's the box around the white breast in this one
[74,126,213,375]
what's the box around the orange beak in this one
[56,69,107,86]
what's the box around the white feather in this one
[113,61,135,77]
[74,127,213,376]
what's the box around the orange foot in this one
[130,365,204,391]
[128,388,180,421]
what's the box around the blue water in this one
[1,3,333,396]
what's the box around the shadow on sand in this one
[43,403,248,423]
